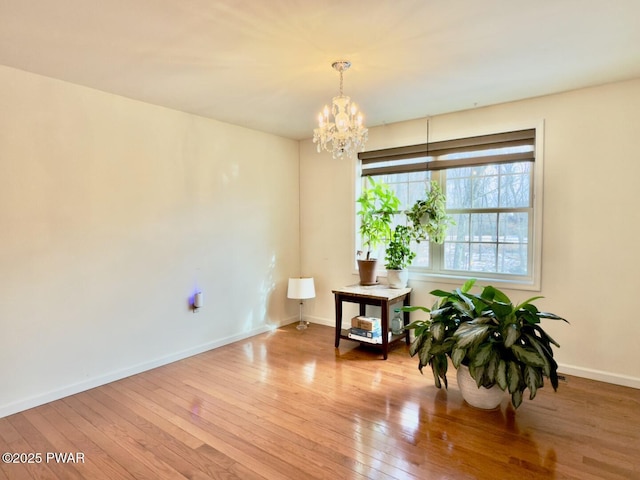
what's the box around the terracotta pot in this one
[387,269,408,288]
[357,259,378,285]
[457,364,504,409]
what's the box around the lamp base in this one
[296,320,308,330]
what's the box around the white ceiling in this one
[1,0,639,140]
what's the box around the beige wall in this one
[0,65,300,417]
[300,78,640,388]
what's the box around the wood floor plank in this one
[143,366,399,480]
[20,408,129,480]
[125,374,320,480]
[36,403,136,480]
[0,415,55,480]
[118,375,294,480]
[86,387,244,480]
[151,358,427,479]
[1,323,638,479]
[6,414,86,480]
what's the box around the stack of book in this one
[348,316,391,344]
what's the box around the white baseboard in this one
[557,364,640,389]
[0,318,295,419]
[306,315,335,327]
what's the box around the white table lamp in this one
[287,277,315,330]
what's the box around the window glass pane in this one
[389,182,408,208]
[470,213,497,242]
[498,244,528,275]
[446,214,470,242]
[498,212,529,243]
[412,240,430,268]
[470,243,497,272]
[499,163,531,208]
[471,169,499,208]
[446,177,471,208]
[445,242,469,270]
[407,177,431,206]
[408,171,430,182]
[447,167,473,178]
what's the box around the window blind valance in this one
[358,129,535,176]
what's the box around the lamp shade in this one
[287,277,316,300]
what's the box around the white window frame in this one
[355,122,544,291]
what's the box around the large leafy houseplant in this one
[405,280,568,408]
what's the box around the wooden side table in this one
[332,284,412,360]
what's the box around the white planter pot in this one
[457,364,504,409]
[387,269,408,288]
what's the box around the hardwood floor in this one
[1,323,638,479]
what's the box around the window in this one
[358,128,542,289]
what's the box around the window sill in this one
[353,268,540,292]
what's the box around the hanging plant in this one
[406,180,453,244]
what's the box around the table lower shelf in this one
[339,329,409,347]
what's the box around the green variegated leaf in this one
[409,336,422,357]
[429,343,452,355]
[431,322,444,341]
[451,346,466,368]
[452,300,473,317]
[428,307,449,319]
[524,333,551,377]
[401,305,431,314]
[507,361,521,394]
[524,365,540,400]
[511,389,523,409]
[468,363,477,384]
[454,323,491,348]
[504,323,519,348]
[473,364,485,388]
[432,363,442,388]
[485,351,499,385]
[436,354,449,389]
[537,311,568,322]
[455,289,476,312]
[471,316,494,324]
[533,325,561,348]
[430,289,452,298]
[511,345,546,368]
[496,360,507,390]
[418,337,433,369]
[471,343,492,368]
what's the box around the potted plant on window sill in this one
[356,177,400,285]
[404,279,568,409]
[384,225,416,288]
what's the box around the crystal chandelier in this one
[313,61,368,159]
